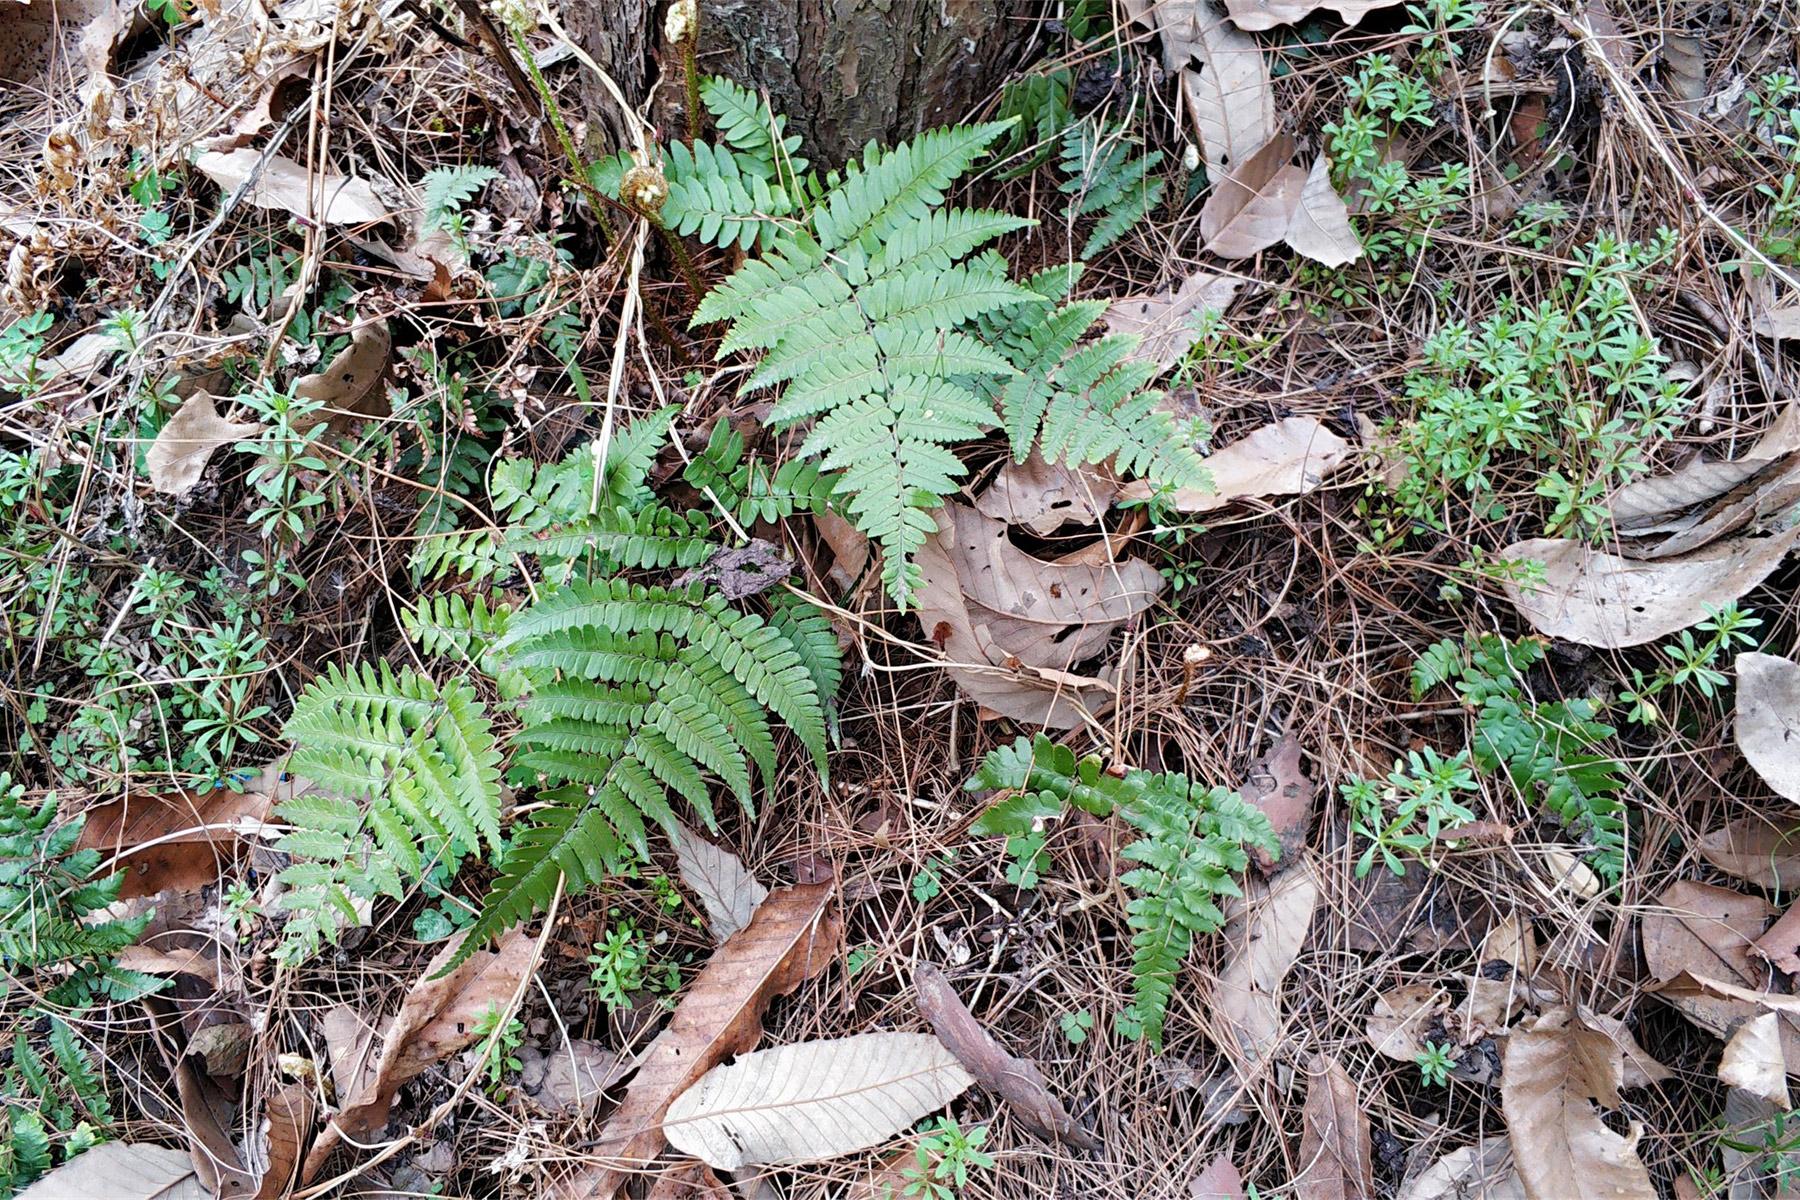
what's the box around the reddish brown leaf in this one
[1238,733,1315,871]
[1296,1055,1372,1200]
[550,882,840,1199]
[77,781,280,899]
[914,962,1100,1150]
[254,1084,314,1200]
[1698,817,1800,889]
[1191,1151,1249,1199]
[1755,902,1800,976]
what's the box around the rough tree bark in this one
[566,0,1039,166]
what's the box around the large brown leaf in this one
[1102,269,1248,375]
[194,149,390,226]
[77,771,289,898]
[1224,0,1401,30]
[551,881,840,1199]
[1200,133,1304,258]
[1296,1055,1372,1200]
[1698,817,1800,889]
[146,392,262,497]
[1737,653,1800,802]
[301,926,536,1181]
[1211,860,1317,1081]
[914,501,1163,728]
[1499,1008,1656,1200]
[1397,1139,1524,1200]
[1117,417,1354,514]
[1151,1,1275,178]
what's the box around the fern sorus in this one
[1412,634,1628,881]
[966,736,1277,1050]
[0,775,162,1007]
[446,579,836,969]
[274,663,503,962]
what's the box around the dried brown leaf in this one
[1224,0,1401,32]
[1200,134,1304,258]
[518,1040,624,1117]
[1153,2,1275,177]
[974,454,1119,536]
[1698,817,1800,889]
[1737,653,1800,802]
[1239,732,1316,871]
[1101,270,1248,374]
[1365,984,1448,1062]
[194,148,390,226]
[14,1141,206,1200]
[255,1084,314,1200]
[1643,882,1800,1068]
[292,319,392,428]
[146,393,262,497]
[1296,1055,1373,1200]
[1397,1139,1524,1200]
[1119,416,1354,513]
[552,882,840,1199]
[1212,860,1317,1081]
[1754,305,1800,340]
[913,501,1163,729]
[914,962,1100,1150]
[77,777,281,898]
[1466,915,1536,1033]
[1608,406,1800,534]
[1755,902,1800,976]
[1190,1152,1248,1200]
[1500,528,1800,648]
[1499,1008,1656,1200]
[1285,157,1363,267]
[1720,1012,1790,1107]
[672,824,768,943]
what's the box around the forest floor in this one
[5,0,1800,1198]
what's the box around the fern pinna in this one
[274,663,503,961]
[445,579,835,970]
[966,736,1276,1049]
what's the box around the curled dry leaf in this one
[1150,1,1275,178]
[1754,901,1800,976]
[1297,1055,1373,1200]
[672,823,768,943]
[1211,859,1318,1082]
[1397,1139,1524,1200]
[1365,984,1448,1062]
[1736,653,1800,802]
[1607,405,1800,535]
[1500,528,1800,648]
[12,1141,207,1200]
[1101,269,1248,375]
[913,501,1163,729]
[302,926,536,1181]
[553,882,840,1200]
[663,1033,973,1170]
[1720,1012,1790,1108]
[1190,1152,1248,1200]
[255,1084,315,1200]
[1119,416,1354,514]
[975,454,1119,536]
[1699,816,1800,889]
[195,148,390,226]
[1466,915,1537,1033]
[146,393,262,497]
[1498,1008,1656,1200]
[914,962,1100,1150]
[1200,133,1304,258]
[1224,0,1401,30]
[77,776,283,898]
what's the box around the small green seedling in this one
[471,1005,523,1098]
[1060,1009,1095,1045]
[901,1117,995,1200]
[1416,1040,1456,1087]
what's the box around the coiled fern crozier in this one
[967,737,1277,1049]
[444,579,834,970]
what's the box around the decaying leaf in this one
[554,882,840,1199]
[1296,1055,1373,1200]
[1737,653,1800,802]
[77,777,283,898]
[913,501,1163,729]
[914,962,1100,1150]
[1121,416,1354,513]
[1397,1139,1525,1200]
[974,454,1119,536]
[1223,0,1401,30]
[170,1045,256,1197]
[1284,157,1362,267]
[1102,270,1248,375]
[673,824,768,943]
[1466,915,1537,1032]
[302,926,536,1181]
[517,1039,625,1117]
[292,319,392,427]
[1152,1,1275,178]
[0,0,131,85]
[255,1084,315,1200]
[1365,984,1448,1062]
[1753,305,1800,341]
[1699,819,1800,894]
[663,1033,973,1170]
[1755,901,1800,976]
[1200,133,1304,258]
[1238,732,1317,870]
[13,1141,206,1200]
[1211,860,1318,1081]
[1498,1008,1656,1200]
[1642,881,1800,1069]
[1720,1012,1790,1107]
[195,148,390,226]
[1500,528,1800,648]
[1190,1152,1248,1200]
[146,393,262,497]
[1608,405,1800,534]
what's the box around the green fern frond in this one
[683,419,840,524]
[1058,121,1165,258]
[274,664,502,962]
[965,737,1276,1050]
[700,76,809,181]
[421,164,500,233]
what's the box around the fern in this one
[447,578,838,971]
[1058,120,1165,258]
[421,164,499,234]
[0,1016,109,1195]
[682,419,840,524]
[700,76,809,184]
[1414,634,1628,881]
[967,736,1276,1050]
[274,663,503,962]
[0,774,162,1007]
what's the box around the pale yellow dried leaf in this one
[15,1142,205,1200]
[1500,528,1800,649]
[1365,984,1447,1062]
[1201,134,1304,258]
[663,1033,974,1170]
[1154,2,1275,177]
[147,392,261,496]
[1720,1012,1790,1107]
[1212,860,1317,1081]
[1102,270,1248,374]
[1224,0,1401,30]
[1736,653,1800,802]
[1285,157,1362,267]
[293,319,392,427]
[1119,416,1353,512]
[974,455,1118,535]
[195,147,390,226]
